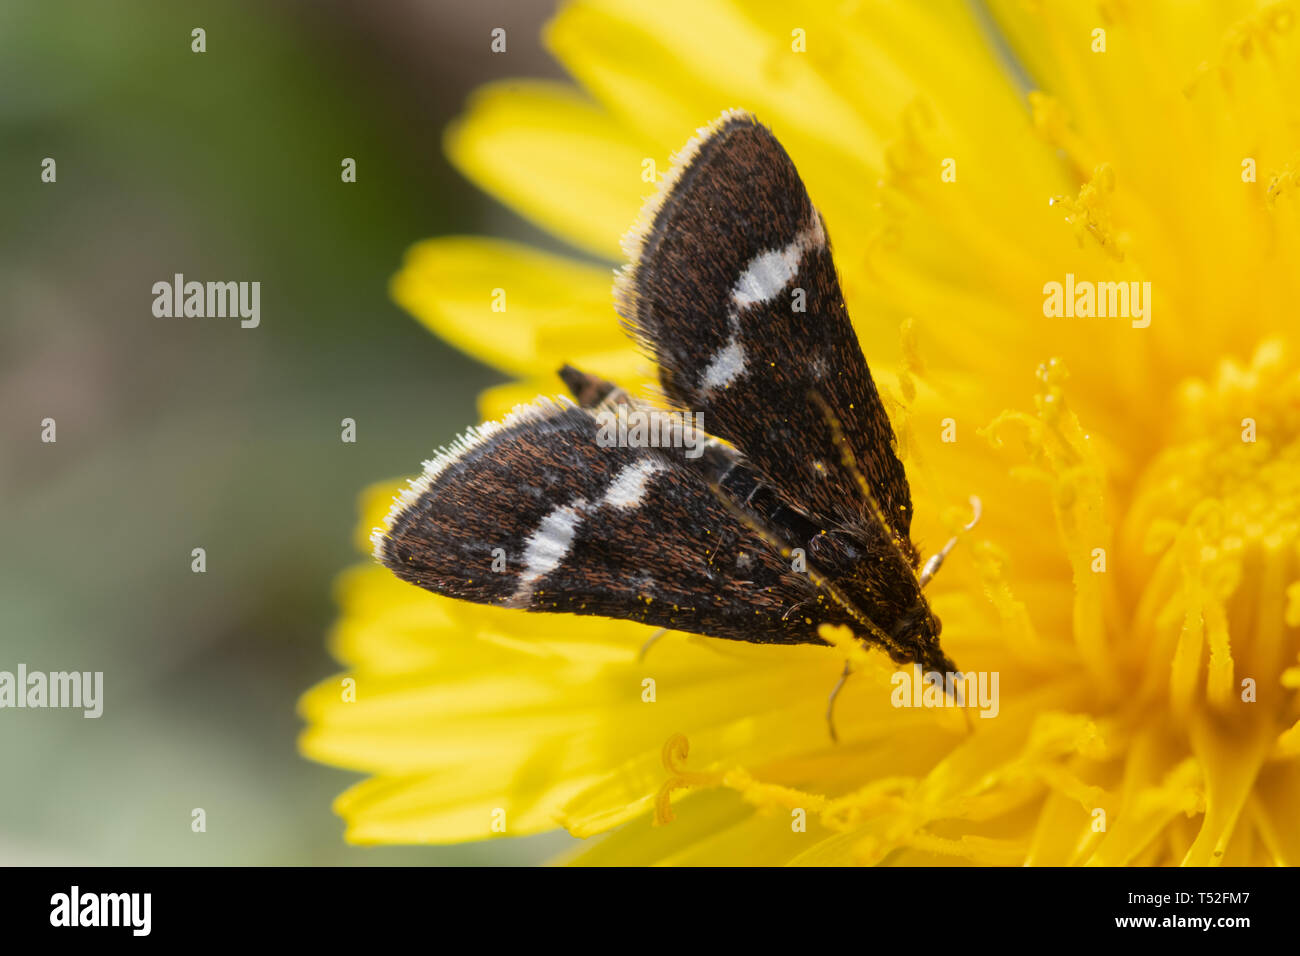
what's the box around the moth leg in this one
[825,659,853,744]
[919,496,982,587]
[638,627,669,661]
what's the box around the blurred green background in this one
[1,0,578,864]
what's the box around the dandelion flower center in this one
[1125,340,1300,718]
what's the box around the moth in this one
[372,110,976,738]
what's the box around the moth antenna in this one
[638,627,669,661]
[919,496,982,587]
[808,390,920,577]
[558,363,632,411]
[825,659,852,744]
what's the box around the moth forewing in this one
[611,110,955,676]
[373,398,849,646]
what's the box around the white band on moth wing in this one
[510,459,669,605]
[699,336,747,393]
[600,459,667,510]
[513,502,584,599]
[730,220,826,309]
[700,219,827,396]
[731,241,804,309]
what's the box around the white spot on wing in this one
[700,336,747,392]
[695,219,826,397]
[515,502,583,598]
[510,458,668,605]
[601,459,666,509]
[732,240,804,309]
[730,222,825,310]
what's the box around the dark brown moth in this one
[372,110,972,737]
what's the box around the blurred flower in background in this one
[301,0,1300,865]
[2,0,564,865]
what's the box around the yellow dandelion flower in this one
[299,0,1300,865]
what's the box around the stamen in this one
[1048,163,1126,261]
[654,734,725,826]
[920,495,983,587]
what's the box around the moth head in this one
[889,597,952,673]
[890,599,937,643]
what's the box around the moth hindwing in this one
[375,109,958,676]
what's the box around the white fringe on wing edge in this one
[368,395,577,562]
[613,108,757,303]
